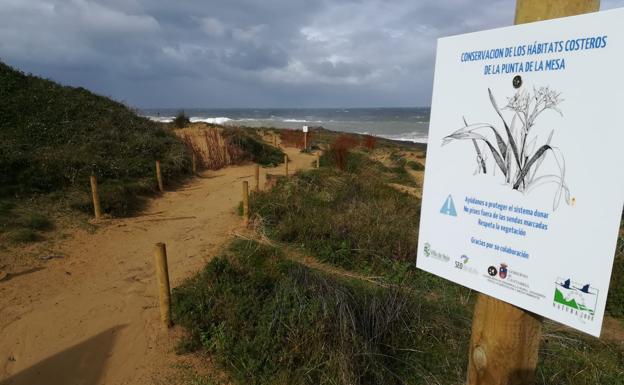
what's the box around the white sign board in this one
[303,125,309,133]
[418,9,624,336]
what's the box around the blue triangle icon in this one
[440,195,457,217]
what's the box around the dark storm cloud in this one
[1,0,622,108]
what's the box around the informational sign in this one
[417,8,624,336]
[302,125,309,133]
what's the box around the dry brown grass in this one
[279,129,314,149]
[176,124,246,170]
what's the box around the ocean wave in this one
[144,116,174,123]
[189,117,232,124]
[366,131,428,144]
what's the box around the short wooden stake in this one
[254,164,260,192]
[284,154,289,176]
[242,181,249,225]
[273,134,278,147]
[156,160,164,192]
[316,152,320,169]
[89,175,102,220]
[191,152,197,175]
[154,242,172,329]
[466,1,598,384]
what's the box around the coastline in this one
[140,107,431,144]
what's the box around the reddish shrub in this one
[279,129,314,149]
[330,134,359,171]
[362,135,377,150]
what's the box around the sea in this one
[140,108,430,143]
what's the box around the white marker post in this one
[302,125,309,150]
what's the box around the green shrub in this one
[223,128,284,166]
[606,237,624,317]
[8,228,41,243]
[173,110,191,128]
[0,61,191,216]
[17,213,53,231]
[173,240,470,385]
[407,160,425,171]
[251,166,420,276]
[174,240,624,385]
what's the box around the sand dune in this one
[0,147,315,385]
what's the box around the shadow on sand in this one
[0,325,127,385]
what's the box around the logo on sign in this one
[423,242,449,263]
[440,195,457,217]
[499,263,508,279]
[454,255,477,275]
[553,278,598,322]
[487,266,497,277]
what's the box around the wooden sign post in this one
[156,160,164,192]
[316,152,320,169]
[89,175,102,221]
[466,1,599,385]
[284,154,289,176]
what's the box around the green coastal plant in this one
[0,61,191,218]
[443,87,570,210]
[172,240,471,385]
[173,110,191,128]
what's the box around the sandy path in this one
[0,147,315,385]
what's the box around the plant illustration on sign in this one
[442,86,571,210]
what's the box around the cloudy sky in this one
[1,0,622,108]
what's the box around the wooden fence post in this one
[284,154,289,176]
[242,181,249,225]
[89,175,102,221]
[191,152,197,175]
[273,133,278,147]
[154,242,172,328]
[467,2,599,384]
[316,152,320,169]
[156,160,164,192]
[304,131,308,149]
[254,164,260,192]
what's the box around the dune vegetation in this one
[0,62,282,246]
[173,138,624,385]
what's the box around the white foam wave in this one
[282,119,310,123]
[368,131,428,144]
[190,117,232,124]
[144,116,174,123]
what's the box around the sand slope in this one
[0,147,315,385]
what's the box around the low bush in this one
[0,199,53,243]
[17,213,53,231]
[606,236,624,317]
[8,228,41,244]
[407,160,425,171]
[362,135,377,150]
[173,240,624,385]
[223,128,285,167]
[173,110,191,129]
[251,166,420,276]
[173,240,470,385]
[329,135,360,171]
